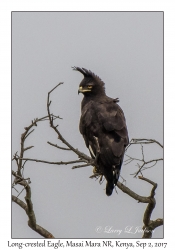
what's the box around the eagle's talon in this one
[93,166,99,174]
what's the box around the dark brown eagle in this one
[73,67,129,196]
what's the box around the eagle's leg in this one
[89,145,100,174]
[89,136,101,174]
[93,136,100,162]
[89,145,96,158]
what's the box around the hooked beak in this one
[78,86,91,95]
[78,88,81,95]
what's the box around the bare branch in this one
[131,138,163,148]
[150,218,163,229]
[116,176,163,239]
[12,195,55,238]
[138,176,157,189]
[125,154,142,164]
[19,157,86,166]
[47,83,91,162]
[132,158,163,177]
[12,195,27,211]
[48,82,64,94]
[17,116,51,176]
[116,181,150,203]
[24,146,34,151]
[137,176,162,238]
[125,138,163,177]
[72,163,92,169]
[28,224,55,239]
[22,160,28,169]
[140,178,157,226]
[25,129,35,140]
[47,141,71,151]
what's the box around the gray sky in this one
[12,12,163,239]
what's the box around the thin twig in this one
[19,157,86,166]
[25,129,35,140]
[72,163,91,169]
[132,158,163,177]
[47,141,71,151]
[24,146,34,151]
[131,138,163,148]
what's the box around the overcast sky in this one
[12,12,163,239]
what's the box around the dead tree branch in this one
[12,195,54,238]
[116,176,163,238]
[124,138,163,177]
[15,116,51,177]
[12,171,54,238]
[47,83,92,162]
[47,141,71,151]
[126,138,163,149]
[12,115,60,238]
[18,157,86,166]
[116,181,150,203]
[138,176,163,238]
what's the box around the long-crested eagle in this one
[73,67,129,196]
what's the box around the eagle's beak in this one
[78,86,91,94]
[78,86,84,95]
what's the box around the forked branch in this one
[12,171,54,238]
[125,138,163,177]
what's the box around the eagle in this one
[73,67,129,196]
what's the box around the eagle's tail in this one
[105,170,114,196]
[105,166,121,196]
[106,181,114,196]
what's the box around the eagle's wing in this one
[79,101,97,148]
[94,101,129,161]
[80,100,128,161]
[96,101,128,142]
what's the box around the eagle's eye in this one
[87,85,93,89]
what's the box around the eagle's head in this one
[72,67,106,96]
